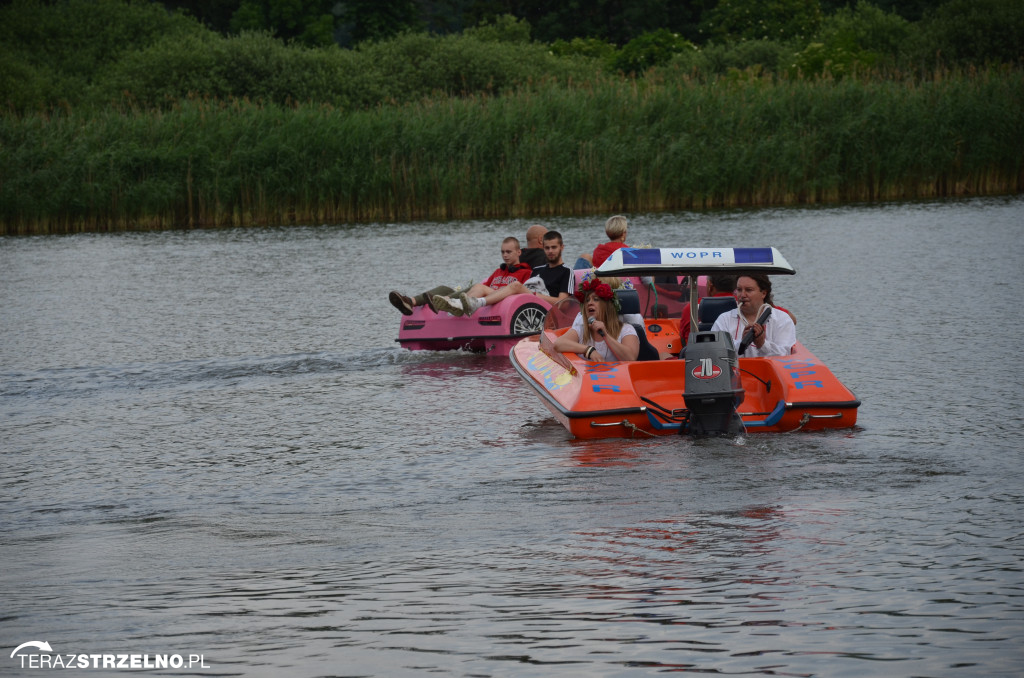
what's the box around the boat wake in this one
[1,347,430,401]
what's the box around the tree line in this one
[1,0,1020,234]
[1,0,1021,113]
[154,0,982,48]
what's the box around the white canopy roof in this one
[596,247,795,277]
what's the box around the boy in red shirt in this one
[431,237,532,316]
[387,237,532,317]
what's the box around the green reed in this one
[2,68,1022,235]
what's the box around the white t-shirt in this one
[570,314,639,361]
[710,307,796,357]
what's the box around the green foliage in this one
[96,31,384,109]
[90,28,595,110]
[0,0,205,111]
[355,31,594,102]
[462,14,532,44]
[4,69,1022,233]
[0,0,204,76]
[0,46,52,112]
[338,0,422,45]
[791,1,912,76]
[701,0,824,43]
[2,0,1023,234]
[229,0,338,46]
[550,37,617,62]
[691,39,794,76]
[915,0,1024,65]
[611,29,698,74]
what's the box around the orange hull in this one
[511,329,859,439]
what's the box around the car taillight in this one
[476,316,502,326]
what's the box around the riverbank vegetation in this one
[2,0,1022,234]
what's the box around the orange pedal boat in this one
[510,247,860,439]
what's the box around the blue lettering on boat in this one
[795,381,824,389]
[670,251,723,259]
[782,361,817,370]
[589,364,622,393]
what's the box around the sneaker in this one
[388,291,414,315]
[458,293,485,317]
[431,295,464,317]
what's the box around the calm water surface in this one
[2,198,1023,677]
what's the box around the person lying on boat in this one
[710,273,796,357]
[431,232,573,316]
[388,236,532,316]
[553,278,640,362]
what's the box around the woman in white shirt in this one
[553,278,639,362]
[711,273,795,357]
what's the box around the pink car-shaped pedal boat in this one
[396,294,550,356]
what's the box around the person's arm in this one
[749,310,796,357]
[553,328,600,360]
[535,290,569,305]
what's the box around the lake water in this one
[2,197,1023,677]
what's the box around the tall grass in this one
[2,68,1021,235]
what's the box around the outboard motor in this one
[683,331,745,435]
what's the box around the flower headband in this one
[575,277,621,312]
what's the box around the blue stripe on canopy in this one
[733,248,774,264]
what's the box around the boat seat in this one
[616,289,659,361]
[697,296,738,331]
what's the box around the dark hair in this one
[739,273,774,305]
[709,275,736,293]
[542,230,563,245]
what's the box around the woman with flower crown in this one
[553,278,640,362]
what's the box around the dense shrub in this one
[700,0,823,43]
[914,0,1024,65]
[461,14,533,44]
[95,31,384,110]
[694,40,795,77]
[792,0,912,77]
[611,29,699,74]
[0,0,203,82]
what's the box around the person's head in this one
[575,278,623,341]
[708,275,736,295]
[605,215,628,242]
[734,273,774,313]
[542,230,564,264]
[525,224,548,249]
[501,237,522,267]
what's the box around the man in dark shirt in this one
[529,230,572,305]
[519,224,548,269]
